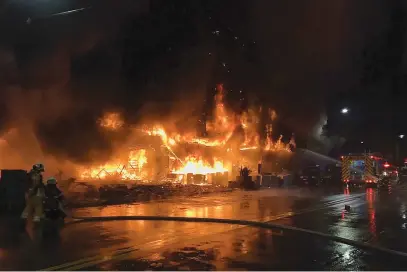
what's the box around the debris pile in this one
[64,182,232,208]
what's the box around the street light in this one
[399,134,405,139]
[341,107,349,114]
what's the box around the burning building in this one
[70,85,296,185]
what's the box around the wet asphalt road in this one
[2,185,407,270]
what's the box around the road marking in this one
[40,239,170,271]
[43,194,363,271]
[64,227,283,271]
[65,251,134,271]
[39,247,139,271]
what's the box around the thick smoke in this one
[248,0,389,139]
[0,0,217,173]
[0,0,392,173]
[0,1,151,170]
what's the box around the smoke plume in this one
[0,0,218,175]
[0,1,151,171]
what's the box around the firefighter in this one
[44,177,66,219]
[21,163,45,222]
[240,167,254,190]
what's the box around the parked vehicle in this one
[295,166,321,186]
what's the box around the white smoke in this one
[307,113,345,155]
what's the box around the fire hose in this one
[70,215,407,258]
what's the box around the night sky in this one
[0,0,406,163]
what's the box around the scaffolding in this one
[90,146,151,181]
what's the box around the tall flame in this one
[240,108,260,150]
[75,85,295,182]
[264,124,292,152]
[204,84,236,146]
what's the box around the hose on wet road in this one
[70,215,407,258]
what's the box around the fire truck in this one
[341,153,395,186]
[398,159,407,184]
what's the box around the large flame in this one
[240,108,260,150]
[172,156,228,175]
[206,84,236,137]
[75,84,295,182]
[263,124,296,152]
[78,149,148,181]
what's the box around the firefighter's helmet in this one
[46,177,57,185]
[32,163,45,172]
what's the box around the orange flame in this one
[204,84,236,146]
[76,86,295,182]
[264,124,292,152]
[78,149,148,180]
[99,112,124,130]
[144,126,172,146]
[240,108,260,150]
[269,109,277,121]
[172,156,228,175]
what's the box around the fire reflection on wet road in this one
[2,186,407,270]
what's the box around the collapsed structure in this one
[76,85,296,185]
